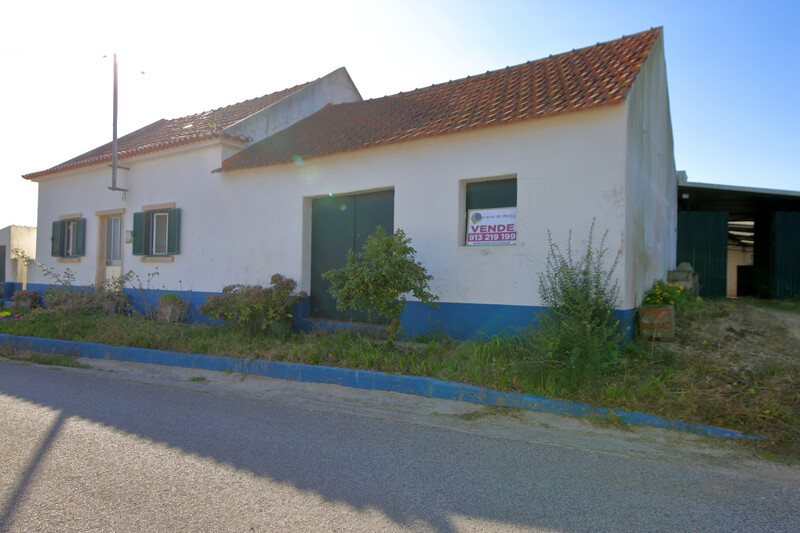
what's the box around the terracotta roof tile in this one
[23,81,313,179]
[219,28,661,172]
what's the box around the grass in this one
[22,353,91,369]
[1,300,798,460]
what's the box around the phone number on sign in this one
[468,232,516,242]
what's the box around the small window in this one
[465,178,517,246]
[105,216,122,265]
[466,178,517,211]
[51,218,86,257]
[133,208,180,256]
[152,212,169,255]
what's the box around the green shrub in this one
[157,293,189,323]
[11,290,41,308]
[526,221,624,389]
[200,274,306,338]
[44,287,102,315]
[322,226,438,337]
[94,290,132,316]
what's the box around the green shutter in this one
[132,212,145,255]
[167,208,180,255]
[51,220,63,257]
[74,218,86,256]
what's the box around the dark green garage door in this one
[773,212,800,299]
[677,211,728,297]
[310,190,394,321]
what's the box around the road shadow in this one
[1,360,792,532]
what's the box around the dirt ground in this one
[654,299,800,459]
[673,299,800,369]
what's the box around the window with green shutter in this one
[51,218,85,257]
[133,208,180,256]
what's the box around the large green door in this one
[772,212,800,299]
[311,190,394,321]
[677,212,728,297]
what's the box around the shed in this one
[677,173,800,298]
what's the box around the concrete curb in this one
[0,333,762,441]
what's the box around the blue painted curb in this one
[0,333,762,441]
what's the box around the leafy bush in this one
[322,226,438,337]
[200,274,306,337]
[12,290,41,308]
[157,293,189,323]
[94,290,132,316]
[526,221,624,389]
[43,287,101,315]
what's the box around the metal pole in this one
[111,53,118,190]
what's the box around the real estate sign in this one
[466,207,516,246]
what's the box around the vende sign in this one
[466,207,516,246]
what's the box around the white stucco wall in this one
[0,225,36,283]
[31,103,632,312]
[216,104,631,308]
[623,31,677,308]
[30,140,230,288]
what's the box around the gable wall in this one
[623,32,678,306]
[226,68,362,145]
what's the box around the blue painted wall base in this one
[15,283,635,340]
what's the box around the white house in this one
[23,28,676,338]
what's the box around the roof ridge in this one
[361,27,662,104]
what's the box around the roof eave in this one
[24,133,248,180]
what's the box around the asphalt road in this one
[1,357,798,532]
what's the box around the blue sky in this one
[1,0,798,229]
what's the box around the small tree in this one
[323,227,438,337]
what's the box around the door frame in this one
[95,208,125,289]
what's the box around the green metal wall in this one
[677,211,728,297]
[310,190,394,321]
[772,212,800,299]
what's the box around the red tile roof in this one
[219,28,661,172]
[23,81,313,179]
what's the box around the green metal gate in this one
[772,212,800,299]
[310,190,394,321]
[677,211,728,297]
